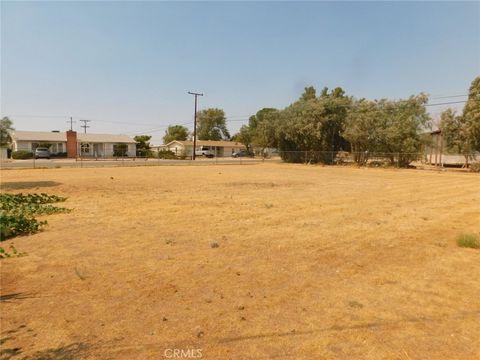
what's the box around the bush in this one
[158,150,178,159]
[51,152,68,158]
[0,193,71,240]
[470,162,480,173]
[12,150,33,159]
[456,233,480,249]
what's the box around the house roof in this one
[9,130,136,143]
[166,140,246,148]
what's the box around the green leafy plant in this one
[0,193,71,240]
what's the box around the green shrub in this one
[456,233,480,249]
[158,150,178,159]
[51,152,68,158]
[11,150,33,159]
[0,193,71,240]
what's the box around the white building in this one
[8,130,136,158]
[152,140,246,158]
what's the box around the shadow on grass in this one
[0,293,33,303]
[1,181,62,190]
[22,343,91,360]
[217,310,480,344]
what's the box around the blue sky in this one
[1,1,479,144]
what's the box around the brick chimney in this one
[66,131,77,158]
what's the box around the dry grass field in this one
[1,163,479,360]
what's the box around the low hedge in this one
[158,150,178,159]
[12,150,33,159]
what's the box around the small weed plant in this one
[0,244,28,259]
[456,233,480,249]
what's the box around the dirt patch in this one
[1,164,479,359]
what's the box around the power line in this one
[425,100,466,107]
[430,94,467,99]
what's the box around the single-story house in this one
[8,130,136,158]
[154,140,246,158]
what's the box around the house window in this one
[58,143,63,153]
[81,143,90,154]
[113,144,128,156]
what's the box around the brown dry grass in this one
[1,164,479,360]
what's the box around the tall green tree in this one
[343,94,431,166]
[0,117,14,147]
[231,108,277,151]
[439,109,474,166]
[462,76,480,151]
[196,108,230,140]
[248,108,277,131]
[260,86,352,163]
[134,135,152,157]
[343,99,383,164]
[163,125,189,144]
[231,125,252,150]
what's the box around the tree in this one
[343,94,431,166]
[231,108,277,151]
[163,125,189,144]
[378,94,431,166]
[343,99,383,164]
[300,86,316,101]
[196,108,230,140]
[134,135,152,157]
[0,117,14,147]
[259,85,352,163]
[248,108,277,131]
[232,125,252,150]
[462,76,480,152]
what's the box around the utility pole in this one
[79,119,91,133]
[188,91,203,160]
[67,117,76,131]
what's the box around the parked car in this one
[232,149,254,158]
[34,147,51,159]
[195,146,215,158]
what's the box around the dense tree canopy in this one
[462,76,480,151]
[0,117,14,147]
[196,108,230,141]
[163,125,189,144]
[440,76,480,166]
[244,85,432,166]
[134,135,152,157]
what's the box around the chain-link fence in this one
[1,150,477,170]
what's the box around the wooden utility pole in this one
[79,119,91,133]
[188,91,203,160]
[67,117,76,131]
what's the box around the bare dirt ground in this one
[1,164,479,360]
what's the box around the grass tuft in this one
[456,233,480,249]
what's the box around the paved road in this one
[0,157,274,169]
